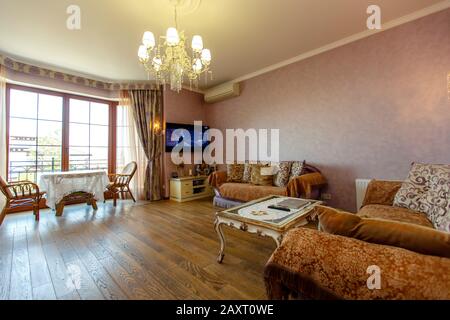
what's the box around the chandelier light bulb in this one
[191,35,203,52]
[138,45,149,61]
[166,27,180,46]
[153,57,162,71]
[142,31,155,49]
[201,49,211,64]
[193,59,203,73]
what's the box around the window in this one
[116,104,131,173]
[6,84,117,182]
[69,98,109,171]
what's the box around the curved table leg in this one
[214,218,226,264]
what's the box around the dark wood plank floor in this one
[0,198,277,300]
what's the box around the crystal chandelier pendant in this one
[137,1,212,92]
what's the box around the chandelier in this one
[137,1,212,92]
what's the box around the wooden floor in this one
[0,198,277,300]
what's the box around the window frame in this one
[5,83,117,181]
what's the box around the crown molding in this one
[219,0,450,88]
[6,79,119,101]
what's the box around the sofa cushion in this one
[289,160,305,180]
[358,204,433,228]
[250,164,273,186]
[394,163,431,212]
[423,165,450,232]
[394,163,450,232]
[242,163,252,183]
[362,180,403,207]
[219,182,287,203]
[318,206,450,258]
[273,161,292,187]
[226,164,245,182]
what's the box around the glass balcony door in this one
[6,84,116,182]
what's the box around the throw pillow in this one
[317,206,450,258]
[393,163,432,212]
[424,164,450,232]
[394,163,450,232]
[226,164,245,182]
[289,161,305,180]
[273,161,292,187]
[242,162,253,183]
[250,164,273,186]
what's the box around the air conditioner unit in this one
[204,82,240,104]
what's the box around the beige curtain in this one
[126,89,164,201]
[118,92,148,200]
[0,65,7,209]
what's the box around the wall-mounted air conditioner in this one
[204,82,240,104]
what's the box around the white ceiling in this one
[0,0,446,89]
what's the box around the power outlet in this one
[321,193,332,200]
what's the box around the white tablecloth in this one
[38,170,110,209]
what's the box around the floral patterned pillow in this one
[394,163,450,233]
[273,161,292,187]
[290,161,305,180]
[242,163,253,183]
[250,164,273,186]
[423,165,450,232]
[226,164,245,182]
[393,163,432,212]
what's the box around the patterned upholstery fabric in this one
[273,162,292,187]
[394,163,432,212]
[226,164,245,182]
[394,163,450,232]
[358,205,433,228]
[265,228,450,300]
[242,163,253,183]
[289,161,305,180]
[250,164,273,186]
[318,206,450,258]
[219,183,287,203]
[424,166,450,232]
[208,170,327,204]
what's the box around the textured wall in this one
[205,9,450,211]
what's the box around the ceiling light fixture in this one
[138,0,212,92]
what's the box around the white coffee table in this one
[214,195,322,263]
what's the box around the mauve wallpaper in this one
[205,9,450,212]
[163,89,206,197]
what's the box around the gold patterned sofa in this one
[264,180,450,300]
[208,162,327,208]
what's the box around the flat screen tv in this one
[165,122,210,152]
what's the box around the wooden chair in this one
[107,162,137,206]
[0,176,45,226]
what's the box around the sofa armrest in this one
[208,171,227,189]
[286,172,327,199]
[264,228,450,300]
[362,180,403,208]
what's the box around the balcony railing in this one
[8,158,108,182]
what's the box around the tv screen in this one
[165,123,210,152]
